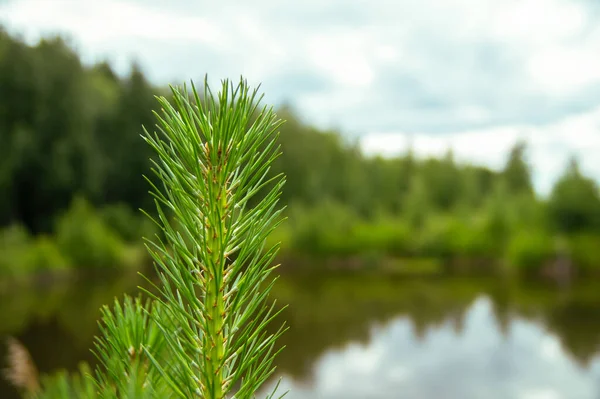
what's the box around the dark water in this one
[2,270,600,399]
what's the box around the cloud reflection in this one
[261,297,600,399]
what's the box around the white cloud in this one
[0,0,233,78]
[3,0,597,98]
[306,28,375,88]
[488,0,585,44]
[1,0,226,46]
[527,41,600,95]
[519,389,561,399]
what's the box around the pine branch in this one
[9,77,288,399]
[140,77,287,398]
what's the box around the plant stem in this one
[205,155,227,398]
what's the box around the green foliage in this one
[419,151,461,211]
[443,216,497,259]
[99,203,158,243]
[506,229,554,274]
[567,234,600,274]
[501,141,534,196]
[11,298,169,398]
[23,79,289,398]
[0,31,155,232]
[414,214,493,261]
[30,236,71,271]
[0,225,70,277]
[91,296,169,398]
[273,107,367,209]
[548,157,600,234]
[403,172,431,229]
[0,202,150,277]
[34,363,97,399]
[287,200,358,256]
[139,79,287,398]
[284,203,507,265]
[415,214,454,258]
[351,218,412,257]
[55,197,128,269]
[3,28,600,279]
[0,224,37,277]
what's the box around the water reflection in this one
[259,274,600,398]
[0,271,144,399]
[2,271,600,399]
[261,297,600,398]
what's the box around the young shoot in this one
[5,77,288,399]
[140,77,288,398]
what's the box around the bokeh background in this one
[1,1,600,398]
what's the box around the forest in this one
[2,28,600,280]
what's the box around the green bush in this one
[288,203,416,258]
[288,200,358,256]
[506,229,554,274]
[0,225,72,277]
[100,203,158,243]
[32,236,71,271]
[567,233,600,274]
[548,159,600,234]
[416,215,491,259]
[0,224,37,277]
[350,219,412,256]
[55,197,129,269]
[416,215,454,258]
[448,216,500,259]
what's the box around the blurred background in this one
[1,0,600,398]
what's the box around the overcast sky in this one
[1,0,599,194]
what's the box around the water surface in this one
[2,271,600,399]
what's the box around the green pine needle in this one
[25,77,288,399]
[138,77,288,398]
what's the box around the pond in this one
[2,269,600,399]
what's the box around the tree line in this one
[2,28,600,275]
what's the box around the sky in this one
[1,0,599,195]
